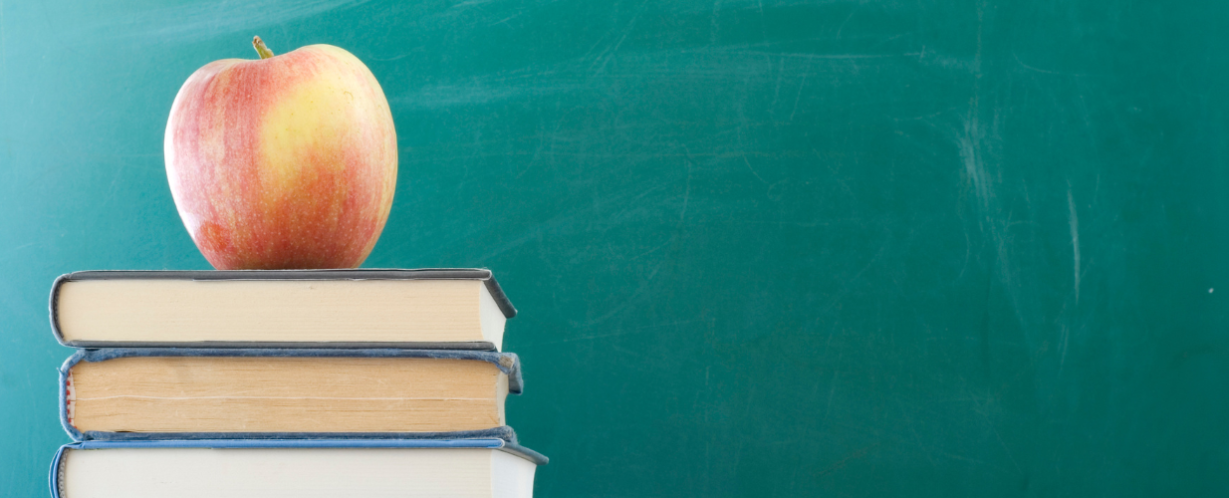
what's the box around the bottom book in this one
[52,439,548,498]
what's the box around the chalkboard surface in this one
[1,1,1226,496]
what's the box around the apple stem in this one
[252,36,275,59]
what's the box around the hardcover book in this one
[51,438,547,498]
[51,269,516,350]
[60,348,523,440]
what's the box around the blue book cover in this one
[60,348,524,442]
[50,438,548,498]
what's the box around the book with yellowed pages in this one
[50,438,547,498]
[60,348,523,441]
[50,269,516,351]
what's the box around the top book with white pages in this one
[50,269,516,351]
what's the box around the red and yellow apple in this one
[165,37,397,270]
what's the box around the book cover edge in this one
[48,273,69,347]
[49,442,67,498]
[55,437,545,463]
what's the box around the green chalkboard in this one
[1,0,1226,496]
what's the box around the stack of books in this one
[47,269,546,498]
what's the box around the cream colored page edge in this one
[479,283,507,350]
[58,279,487,343]
[492,450,538,498]
[62,447,499,498]
[69,357,506,433]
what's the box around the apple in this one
[165,37,397,270]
